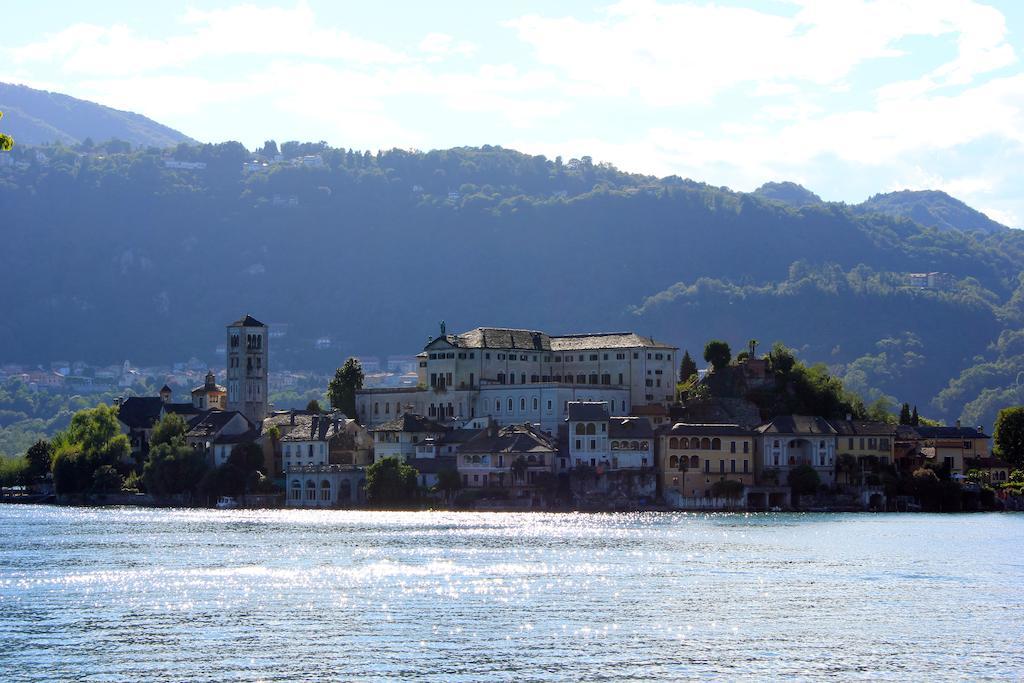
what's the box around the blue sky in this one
[4,0,1024,226]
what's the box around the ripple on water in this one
[0,506,1022,682]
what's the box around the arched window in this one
[320,480,331,501]
[497,372,506,384]
[577,374,586,383]
[640,441,648,451]
[611,441,619,450]
[532,398,538,410]
[306,480,316,500]
[520,398,526,411]
[712,438,721,450]
[701,437,711,450]
[290,479,301,499]
[527,455,537,464]
[575,423,586,435]
[669,437,679,449]
[669,455,679,468]
[586,423,596,435]
[631,441,639,450]
[680,437,689,449]
[690,455,699,469]
[495,399,501,412]
[507,398,513,412]
[472,455,481,463]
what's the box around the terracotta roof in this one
[757,415,837,436]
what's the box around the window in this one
[603,354,608,360]
[730,459,736,473]
[743,459,749,473]
[633,353,639,359]
[575,439,581,450]
[712,438,721,450]
[743,442,749,454]
[590,354,599,361]
[704,459,710,473]
[507,398,513,412]
[719,461,725,474]
[586,423,596,435]
[520,398,526,411]
[590,439,596,449]
[547,400,552,410]
[533,398,538,410]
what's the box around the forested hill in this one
[0,83,194,148]
[858,189,1009,234]
[2,140,1024,430]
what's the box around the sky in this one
[3,0,1024,226]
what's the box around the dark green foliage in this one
[150,413,187,447]
[994,406,1024,467]
[679,350,697,383]
[787,464,821,496]
[703,340,731,372]
[50,405,130,495]
[0,111,12,152]
[24,439,53,479]
[365,457,418,507]
[227,441,265,474]
[859,190,1006,234]
[434,468,461,501]
[305,399,323,414]
[899,403,912,425]
[328,358,364,417]
[91,464,122,494]
[911,406,920,426]
[0,457,28,486]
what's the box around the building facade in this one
[756,415,838,486]
[226,314,268,423]
[658,423,755,499]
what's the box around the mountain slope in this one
[1,140,1023,432]
[0,82,194,148]
[751,181,822,207]
[857,189,1008,234]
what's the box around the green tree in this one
[899,403,912,425]
[511,456,529,482]
[0,112,12,152]
[769,342,797,376]
[328,358,364,417]
[143,439,208,497]
[787,464,820,497]
[911,405,920,426]
[365,457,418,507]
[865,397,896,424]
[150,413,187,447]
[305,399,323,413]
[51,405,130,495]
[679,350,698,383]
[703,340,731,372]
[91,464,122,494]
[0,457,28,487]
[434,467,462,503]
[835,453,858,485]
[24,439,54,479]
[994,406,1024,467]
[227,441,266,475]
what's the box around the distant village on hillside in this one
[54,312,1009,514]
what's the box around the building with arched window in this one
[658,423,755,502]
[755,415,837,486]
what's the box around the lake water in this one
[0,506,1021,681]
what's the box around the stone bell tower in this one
[226,313,268,423]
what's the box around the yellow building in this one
[191,370,227,411]
[658,423,755,498]
[830,419,895,482]
[915,424,990,477]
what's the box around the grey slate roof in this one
[187,410,251,439]
[459,423,557,455]
[370,413,448,433]
[551,333,676,351]
[407,455,458,475]
[117,396,164,429]
[230,314,266,327]
[566,401,610,422]
[756,415,837,436]
[829,419,896,437]
[914,425,990,439]
[664,422,752,437]
[610,416,654,439]
[277,414,348,442]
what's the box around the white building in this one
[756,415,837,486]
[357,326,676,432]
[226,314,268,423]
[565,402,654,472]
[369,413,448,462]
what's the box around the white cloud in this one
[506,0,1018,105]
